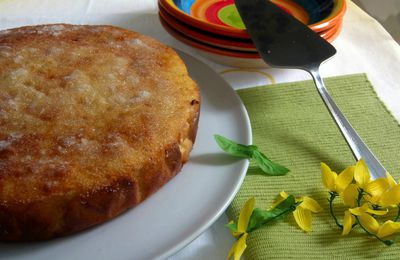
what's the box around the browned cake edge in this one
[0,25,200,241]
[0,106,199,241]
[0,121,198,241]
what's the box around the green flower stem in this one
[328,192,343,229]
[354,216,394,246]
[356,188,363,207]
[394,205,400,222]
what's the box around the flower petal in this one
[279,191,289,199]
[364,178,390,204]
[299,196,323,213]
[377,220,400,238]
[365,207,388,216]
[293,207,312,232]
[321,162,337,191]
[380,185,400,207]
[349,203,387,217]
[340,184,359,208]
[349,204,367,216]
[227,233,248,260]
[385,172,397,188]
[342,210,355,235]
[358,213,380,234]
[336,166,355,192]
[237,198,255,233]
[354,159,370,188]
[270,191,289,209]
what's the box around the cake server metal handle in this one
[308,67,387,179]
[235,0,388,180]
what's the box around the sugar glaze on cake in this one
[0,24,200,241]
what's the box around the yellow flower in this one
[385,172,397,187]
[377,220,400,238]
[279,191,323,232]
[354,159,370,188]
[227,233,248,260]
[349,203,388,235]
[349,203,388,216]
[339,167,394,207]
[342,210,356,235]
[323,160,400,244]
[232,197,255,237]
[227,197,254,260]
[363,177,391,204]
[379,184,400,207]
[358,213,380,234]
[321,162,354,193]
[321,162,336,191]
[340,183,358,207]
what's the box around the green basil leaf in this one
[247,195,297,232]
[214,134,256,158]
[214,134,289,176]
[224,221,238,233]
[252,150,289,176]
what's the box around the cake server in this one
[235,0,387,179]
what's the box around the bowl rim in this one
[190,0,309,28]
[159,0,346,37]
[319,19,342,39]
[159,14,261,59]
[160,3,338,52]
[159,0,250,38]
[159,4,257,51]
[309,0,347,32]
[325,19,343,42]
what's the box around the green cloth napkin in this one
[227,74,400,259]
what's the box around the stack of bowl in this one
[158,0,347,67]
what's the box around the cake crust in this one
[0,24,200,241]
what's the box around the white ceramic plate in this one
[0,51,252,260]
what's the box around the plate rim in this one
[157,50,252,259]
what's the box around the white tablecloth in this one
[1,1,399,259]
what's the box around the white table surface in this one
[1,1,399,259]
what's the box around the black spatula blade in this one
[235,0,336,69]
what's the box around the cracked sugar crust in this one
[0,24,200,204]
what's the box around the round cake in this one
[0,24,200,241]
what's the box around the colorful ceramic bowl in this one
[159,1,341,54]
[159,13,260,59]
[160,14,341,68]
[159,0,345,67]
[159,4,256,51]
[159,0,249,38]
[159,0,346,38]
[161,16,267,67]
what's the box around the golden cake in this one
[0,24,200,241]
